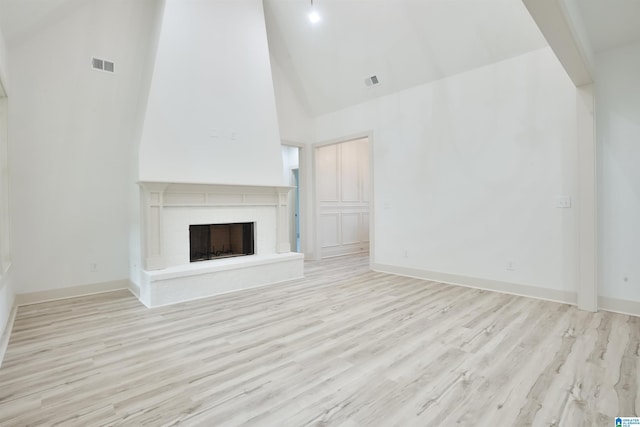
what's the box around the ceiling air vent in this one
[364,75,380,87]
[92,57,115,73]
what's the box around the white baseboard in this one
[16,279,132,306]
[372,263,577,306]
[0,302,17,369]
[128,280,140,299]
[321,244,369,259]
[598,296,640,317]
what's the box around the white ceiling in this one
[264,0,548,116]
[0,0,85,44]
[574,0,640,53]
[1,0,639,117]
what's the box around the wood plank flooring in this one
[0,254,638,426]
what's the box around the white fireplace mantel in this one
[137,181,304,307]
[139,181,293,271]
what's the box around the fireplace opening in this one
[189,222,255,262]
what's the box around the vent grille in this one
[92,57,115,73]
[364,75,380,87]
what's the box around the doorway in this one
[281,144,303,253]
[314,137,370,259]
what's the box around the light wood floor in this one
[0,255,638,426]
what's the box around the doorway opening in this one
[281,144,303,253]
[314,136,371,259]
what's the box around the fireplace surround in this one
[137,182,304,307]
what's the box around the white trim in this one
[281,141,307,257]
[372,263,577,306]
[128,280,141,299]
[280,140,307,254]
[522,0,592,86]
[576,84,598,312]
[16,279,131,306]
[139,182,293,271]
[598,296,640,318]
[0,302,17,369]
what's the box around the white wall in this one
[8,0,160,293]
[0,22,14,347]
[271,55,313,144]
[138,0,284,187]
[0,27,7,92]
[314,47,578,294]
[596,41,640,303]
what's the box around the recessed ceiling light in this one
[308,0,320,24]
[309,10,321,23]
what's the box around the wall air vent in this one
[364,75,380,87]
[92,57,115,73]
[103,60,115,73]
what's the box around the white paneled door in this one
[316,138,370,258]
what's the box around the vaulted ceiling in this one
[0,0,85,44]
[1,0,640,117]
[263,0,548,116]
[575,0,640,52]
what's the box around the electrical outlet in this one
[403,250,409,258]
[555,196,572,208]
[90,263,98,272]
[506,261,515,271]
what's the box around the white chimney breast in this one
[138,0,284,186]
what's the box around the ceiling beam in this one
[522,0,593,86]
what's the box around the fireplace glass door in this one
[189,222,254,262]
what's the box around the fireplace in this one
[190,222,254,262]
[138,182,304,307]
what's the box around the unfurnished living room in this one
[0,0,639,425]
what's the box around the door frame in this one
[281,141,307,257]
[312,131,374,264]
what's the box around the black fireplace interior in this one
[190,222,255,262]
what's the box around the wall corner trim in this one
[372,263,578,306]
[127,280,141,299]
[0,302,17,369]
